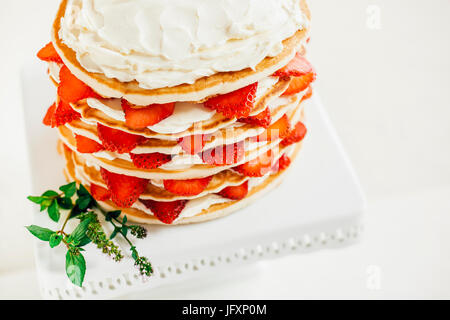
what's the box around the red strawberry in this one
[130,152,172,169]
[281,121,307,147]
[252,114,291,142]
[75,135,104,153]
[97,123,147,154]
[37,42,63,64]
[141,199,188,225]
[58,66,99,104]
[100,168,149,208]
[301,86,313,102]
[122,100,175,129]
[204,83,258,119]
[163,176,213,196]
[282,72,316,96]
[234,150,274,177]
[44,100,81,128]
[238,107,272,128]
[178,134,208,155]
[43,103,57,127]
[273,52,313,77]
[90,184,111,201]
[201,142,245,166]
[272,154,292,172]
[218,181,249,200]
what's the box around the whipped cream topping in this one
[59,0,307,89]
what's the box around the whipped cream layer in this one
[59,0,308,89]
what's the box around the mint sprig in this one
[26,182,153,287]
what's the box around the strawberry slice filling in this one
[204,83,258,119]
[37,42,63,64]
[238,107,272,128]
[58,66,100,104]
[75,135,104,154]
[273,52,313,77]
[141,199,188,225]
[218,181,249,200]
[163,176,213,197]
[90,184,111,201]
[252,114,291,142]
[43,100,81,128]
[281,121,307,147]
[234,150,275,177]
[97,123,148,154]
[122,100,175,130]
[201,142,245,166]
[272,154,292,172]
[100,168,149,208]
[178,134,209,155]
[282,72,316,97]
[130,152,172,169]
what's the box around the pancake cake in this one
[37,0,316,225]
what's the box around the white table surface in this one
[1,0,449,299]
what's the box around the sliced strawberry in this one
[282,72,316,97]
[43,103,57,127]
[122,100,175,129]
[204,83,258,119]
[75,135,104,153]
[141,199,188,225]
[218,181,249,200]
[252,114,291,142]
[100,168,148,208]
[130,152,172,169]
[37,42,63,64]
[238,108,272,128]
[301,86,313,102]
[47,100,81,128]
[281,121,307,147]
[201,142,245,166]
[272,154,292,172]
[58,66,98,104]
[90,184,111,201]
[273,52,313,77]
[234,150,274,177]
[177,134,208,155]
[97,123,147,154]
[163,176,213,197]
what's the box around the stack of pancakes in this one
[37,0,315,225]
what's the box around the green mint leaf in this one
[42,190,59,198]
[77,184,91,198]
[65,251,86,287]
[122,215,128,225]
[76,196,92,211]
[40,199,53,212]
[110,228,119,240]
[69,218,92,245]
[49,233,63,248]
[60,182,77,198]
[120,226,128,237]
[26,225,55,242]
[105,210,121,222]
[28,196,44,204]
[47,200,60,222]
[57,197,73,210]
[69,204,84,219]
[130,247,138,261]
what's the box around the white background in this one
[0,0,449,299]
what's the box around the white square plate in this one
[22,62,366,300]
